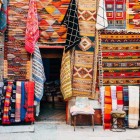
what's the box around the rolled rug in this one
[25,81,35,122]
[128,86,139,128]
[0,81,4,121]
[104,86,112,129]
[2,82,12,124]
[15,81,22,122]
[116,86,123,111]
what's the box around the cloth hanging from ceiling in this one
[96,0,108,30]
[0,0,8,32]
[25,0,39,54]
[60,50,72,100]
[61,0,81,52]
[128,86,139,128]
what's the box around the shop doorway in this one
[36,48,66,122]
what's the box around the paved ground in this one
[0,122,140,140]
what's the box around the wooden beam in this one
[39,45,64,49]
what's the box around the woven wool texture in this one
[101,30,140,85]
[2,82,12,124]
[10,83,16,123]
[72,50,94,98]
[126,1,140,31]
[128,86,139,128]
[105,0,126,29]
[77,0,96,51]
[4,0,30,81]
[0,0,8,33]
[123,86,129,127]
[0,34,4,80]
[104,86,112,129]
[60,50,72,100]
[25,0,39,54]
[78,0,96,37]
[15,81,21,122]
[32,45,46,102]
[0,82,4,121]
[116,86,124,111]
[37,0,70,45]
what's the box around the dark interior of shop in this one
[36,49,66,122]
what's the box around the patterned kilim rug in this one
[101,30,140,85]
[37,0,70,45]
[5,0,30,81]
[72,0,97,98]
[77,0,96,51]
[78,0,96,37]
[126,0,140,31]
[72,50,94,98]
[105,0,126,29]
[0,34,4,81]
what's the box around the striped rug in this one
[128,86,139,128]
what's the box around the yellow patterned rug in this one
[72,50,94,98]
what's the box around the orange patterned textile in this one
[104,86,112,129]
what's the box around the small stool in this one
[111,110,126,132]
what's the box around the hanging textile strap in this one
[25,0,39,54]
[25,81,35,122]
